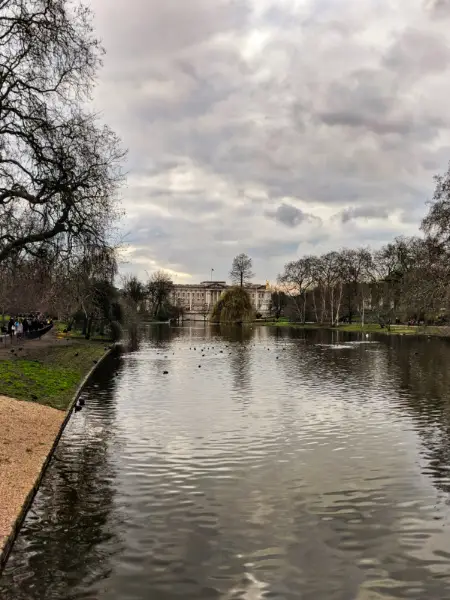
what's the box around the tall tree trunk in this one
[330,286,334,325]
[347,287,353,323]
[86,314,93,339]
[312,289,318,322]
[82,315,88,336]
[335,282,343,326]
[321,288,326,324]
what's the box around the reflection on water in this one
[2,326,450,599]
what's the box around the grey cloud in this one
[247,241,300,259]
[88,0,450,282]
[93,0,251,65]
[401,206,428,224]
[317,67,447,140]
[265,203,321,228]
[420,145,450,171]
[425,0,450,17]
[383,28,450,79]
[124,226,171,246]
[337,206,390,223]
[321,110,414,137]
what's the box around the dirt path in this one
[0,395,64,557]
[0,327,74,360]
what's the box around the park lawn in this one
[258,320,420,335]
[0,343,107,411]
[258,321,325,330]
[337,323,419,335]
[55,320,111,342]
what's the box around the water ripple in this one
[2,329,450,599]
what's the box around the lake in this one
[2,324,450,599]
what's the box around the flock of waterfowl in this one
[154,343,288,376]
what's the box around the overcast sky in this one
[90,0,450,285]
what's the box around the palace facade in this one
[171,281,272,318]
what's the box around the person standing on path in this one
[7,317,14,342]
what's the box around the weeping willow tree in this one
[210,286,255,323]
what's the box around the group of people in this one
[1,315,51,339]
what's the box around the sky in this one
[89,0,450,285]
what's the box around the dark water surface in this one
[2,325,450,599]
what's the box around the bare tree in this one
[230,253,254,287]
[310,252,342,325]
[373,236,423,322]
[418,164,450,322]
[339,248,374,323]
[398,238,450,322]
[147,271,174,319]
[62,246,117,336]
[269,290,288,319]
[422,161,450,247]
[122,275,146,313]
[0,0,124,265]
[277,257,315,322]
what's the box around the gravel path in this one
[0,327,73,360]
[0,395,64,555]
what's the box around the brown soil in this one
[0,395,64,555]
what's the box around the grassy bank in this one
[257,320,426,336]
[54,321,111,342]
[336,323,419,335]
[0,339,108,411]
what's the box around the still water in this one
[2,325,450,599]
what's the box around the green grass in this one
[0,344,107,410]
[55,320,110,341]
[257,320,420,335]
[258,320,320,329]
[54,321,67,333]
[337,323,419,335]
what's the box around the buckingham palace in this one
[171,281,272,320]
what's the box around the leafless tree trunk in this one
[334,281,343,326]
[312,289,319,323]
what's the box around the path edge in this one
[0,345,114,573]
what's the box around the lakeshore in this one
[0,327,111,568]
[256,320,450,337]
